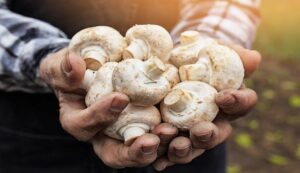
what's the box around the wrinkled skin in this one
[151,44,261,171]
[39,44,261,169]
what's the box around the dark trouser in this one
[0,92,226,173]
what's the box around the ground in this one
[227,57,300,173]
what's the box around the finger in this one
[168,136,192,163]
[190,120,232,150]
[230,45,261,78]
[93,134,159,168]
[152,123,178,157]
[215,88,258,120]
[152,157,174,171]
[59,92,129,141]
[40,49,86,92]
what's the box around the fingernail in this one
[62,55,72,74]
[174,146,190,157]
[142,144,158,155]
[110,97,129,113]
[216,93,236,106]
[196,131,213,142]
[159,134,172,144]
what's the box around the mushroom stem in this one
[80,69,96,90]
[180,31,201,45]
[144,57,166,79]
[81,46,108,71]
[179,60,210,83]
[123,39,148,60]
[119,123,150,146]
[164,89,192,113]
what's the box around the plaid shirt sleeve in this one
[0,0,69,93]
[171,0,261,49]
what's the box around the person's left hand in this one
[152,45,262,171]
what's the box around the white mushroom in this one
[83,62,161,145]
[169,30,216,68]
[105,104,161,146]
[123,24,173,62]
[179,43,244,91]
[85,62,118,107]
[160,81,219,131]
[113,56,174,106]
[69,26,127,71]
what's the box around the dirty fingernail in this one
[110,96,129,113]
[142,144,158,155]
[174,146,190,157]
[196,131,213,142]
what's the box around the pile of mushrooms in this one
[69,25,245,145]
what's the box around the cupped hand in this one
[92,133,160,168]
[39,48,129,141]
[153,45,261,171]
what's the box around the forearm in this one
[171,0,261,48]
[0,0,69,93]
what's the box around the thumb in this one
[40,48,86,92]
[59,92,129,141]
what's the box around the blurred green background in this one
[227,0,300,173]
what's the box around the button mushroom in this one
[83,61,161,145]
[69,26,127,71]
[105,104,161,146]
[179,43,244,91]
[123,24,173,62]
[169,30,216,68]
[113,56,176,106]
[160,81,219,131]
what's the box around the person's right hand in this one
[39,48,129,141]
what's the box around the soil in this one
[227,56,300,173]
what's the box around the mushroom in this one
[160,81,219,131]
[179,43,244,91]
[169,30,216,68]
[123,24,173,63]
[83,62,161,145]
[85,62,118,107]
[163,64,180,88]
[105,104,161,146]
[69,26,127,71]
[113,56,175,106]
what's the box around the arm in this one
[171,0,261,48]
[153,0,262,170]
[0,0,69,93]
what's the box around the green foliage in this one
[262,89,276,100]
[247,120,259,130]
[227,165,241,173]
[281,81,298,91]
[289,95,300,108]
[268,154,288,166]
[235,133,253,149]
[265,131,284,144]
[296,144,300,160]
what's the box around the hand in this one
[152,45,262,171]
[39,48,129,141]
[92,133,160,168]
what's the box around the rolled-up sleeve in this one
[171,0,261,48]
[0,0,70,93]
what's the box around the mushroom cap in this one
[125,24,173,62]
[160,81,219,130]
[85,62,118,107]
[69,26,127,63]
[104,104,161,141]
[170,31,216,68]
[113,58,171,106]
[197,44,244,90]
